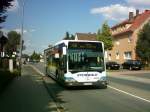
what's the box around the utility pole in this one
[19,0,25,74]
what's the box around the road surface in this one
[32,62,150,112]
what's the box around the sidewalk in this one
[0,66,58,112]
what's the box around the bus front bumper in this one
[64,80,108,87]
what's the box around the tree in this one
[64,32,70,40]
[63,32,75,40]
[136,22,150,66]
[97,22,113,50]
[0,0,14,27]
[5,31,21,56]
[70,34,75,40]
[30,51,40,61]
[0,31,8,51]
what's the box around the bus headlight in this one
[65,77,76,82]
[100,76,107,81]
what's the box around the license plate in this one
[84,83,92,85]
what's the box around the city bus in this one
[44,40,107,88]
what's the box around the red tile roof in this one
[111,20,132,29]
[111,10,150,36]
[76,33,97,41]
[129,10,150,31]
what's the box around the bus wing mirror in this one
[63,47,67,55]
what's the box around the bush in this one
[0,69,19,92]
[0,58,9,70]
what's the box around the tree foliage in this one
[97,22,113,50]
[30,51,40,61]
[0,0,14,27]
[22,53,29,58]
[70,34,75,40]
[63,32,75,40]
[5,31,21,56]
[136,22,150,65]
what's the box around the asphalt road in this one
[31,62,150,112]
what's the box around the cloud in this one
[25,39,32,47]
[23,39,36,55]
[1,28,35,35]
[7,0,19,11]
[30,29,36,32]
[41,45,48,49]
[126,0,150,7]
[14,28,27,34]
[1,29,9,35]
[91,4,135,21]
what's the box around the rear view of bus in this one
[65,41,107,88]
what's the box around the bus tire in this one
[99,83,107,89]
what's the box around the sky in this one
[1,0,150,55]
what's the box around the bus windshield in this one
[68,42,104,72]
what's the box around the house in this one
[75,33,97,41]
[107,10,150,64]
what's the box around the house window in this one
[116,41,120,45]
[116,40,120,45]
[124,51,132,60]
[116,51,119,59]
[128,34,132,43]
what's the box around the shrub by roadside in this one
[0,69,20,92]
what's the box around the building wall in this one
[107,33,135,64]
[107,17,150,64]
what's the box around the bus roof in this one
[44,40,103,52]
[55,40,103,46]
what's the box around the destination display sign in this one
[68,42,102,51]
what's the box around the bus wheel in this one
[98,84,107,89]
[101,84,107,89]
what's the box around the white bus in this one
[44,40,107,88]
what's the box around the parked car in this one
[106,61,120,70]
[122,60,142,70]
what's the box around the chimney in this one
[136,9,139,16]
[129,12,134,21]
[145,9,150,12]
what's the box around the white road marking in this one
[108,85,150,103]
